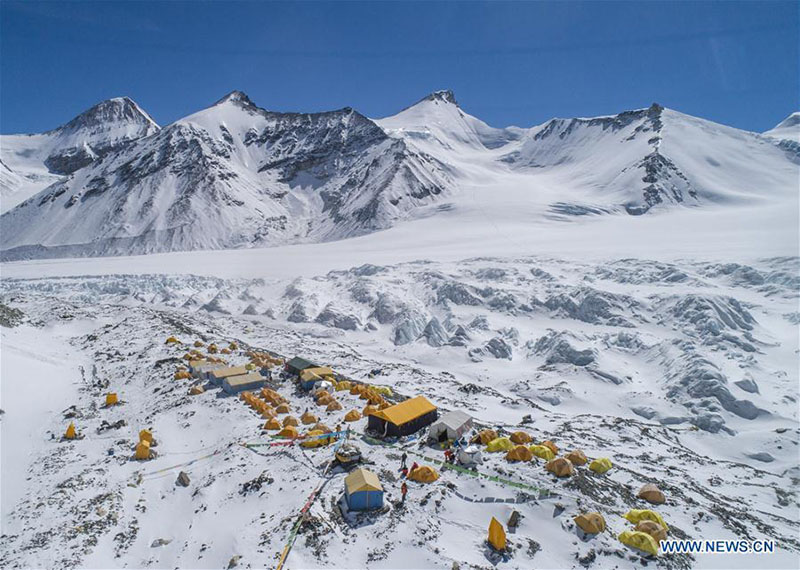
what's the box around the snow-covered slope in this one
[0,97,159,212]
[1,91,797,260]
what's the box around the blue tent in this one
[344,468,383,511]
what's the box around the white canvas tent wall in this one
[428,410,473,442]
[457,445,483,467]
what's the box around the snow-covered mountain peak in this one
[419,89,458,106]
[763,111,800,143]
[53,96,159,135]
[213,89,257,109]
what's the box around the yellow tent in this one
[165,336,181,344]
[545,457,574,477]
[589,457,613,474]
[623,509,669,531]
[510,431,532,444]
[362,404,378,416]
[619,530,659,557]
[486,437,514,452]
[350,384,365,395]
[370,385,393,397]
[301,412,318,425]
[530,445,555,461]
[264,417,282,430]
[220,348,231,354]
[105,392,119,406]
[277,425,299,438]
[335,380,351,391]
[488,517,506,551]
[506,445,533,462]
[317,395,334,406]
[245,363,256,371]
[408,465,439,483]
[275,403,290,414]
[471,429,498,445]
[260,407,275,419]
[541,440,559,455]
[189,385,205,395]
[565,450,588,466]
[326,401,343,412]
[207,343,218,354]
[229,342,238,351]
[283,415,299,427]
[314,390,331,401]
[574,512,606,534]
[174,370,191,380]
[64,422,77,440]
[135,440,152,460]
[139,429,153,444]
[344,410,362,422]
[636,520,667,542]
[301,430,329,448]
[312,422,332,433]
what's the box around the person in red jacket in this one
[401,481,408,504]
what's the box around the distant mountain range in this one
[1,90,797,260]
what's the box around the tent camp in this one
[222,372,266,394]
[367,395,438,437]
[344,468,383,511]
[285,356,318,376]
[428,410,473,443]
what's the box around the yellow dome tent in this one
[301,430,329,448]
[506,445,533,462]
[105,393,119,406]
[315,390,331,401]
[510,431,532,444]
[335,380,351,391]
[139,429,153,444]
[312,423,332,433]
[260,407,276,419]
[623,509,669,531]
[486,437,514,452]
[64,422,77,440]
[275,403,290,414]
[277,425,299,438]
[220,348,231,354]
[619,530,659,557]
[545,457,575,477]
[636,520,667,542]
[589,457,613,474]
[301,412,318,425]
[317,395,334,406]
[565,450,588,466]
[207,343,218,354]
[488,517,506,551]
[135,440,152,460]
[471,429,498,445]
[574,512,606,534]
[194,340,205,347]
[350,384,364,395]
[530,445,555,461]
[174,370,191,380]
[229,342,238,351]
[283,416,299,427]
[264,417,282,430]
[165,336,181,344]
[541,440,559,455]
[326,400,343,412]
[408,465,439,483]
[344,410,361,422]
[189,385,205,395]
[362,404,378,416]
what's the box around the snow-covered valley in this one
[1,254,798,569]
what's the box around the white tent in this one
[457,445,483,467]
[428,410,473,442]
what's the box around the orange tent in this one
[565,450,588,466]
[510,431,533,444]
[506,445,533,462]
[488,517,506,551]
[301,412,318,425]
[326,401,343,412]
[283,416,299,427]
[264,417,282,430]
[275,403,290,414]
[541,440,559,455]
[344,410,361,422]
[545,457,574,477]
[362,404,378,416]
[408,465,439,483]
[277,425,299,438]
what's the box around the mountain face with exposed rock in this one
[0,90,796,260]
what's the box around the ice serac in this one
[0,91,451,260]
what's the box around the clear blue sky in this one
[1,1,797,134]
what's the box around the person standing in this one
[400,451,408,470]
[401,481,408,505]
